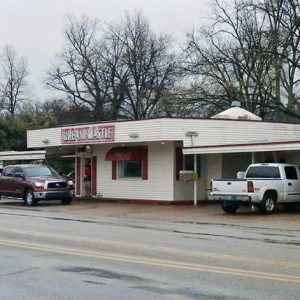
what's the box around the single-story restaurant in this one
[27,108,300,204]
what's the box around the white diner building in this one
[27,108,300,204]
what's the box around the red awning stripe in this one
[105,147,144,161]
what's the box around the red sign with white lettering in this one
[61,125,115,144]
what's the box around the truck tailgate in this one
[211,179,249,194]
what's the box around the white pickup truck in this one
[210,163,300,214]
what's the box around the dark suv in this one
[0,164,74,206]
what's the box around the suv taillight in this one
[247,181,254,193]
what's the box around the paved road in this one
[0,200,300,299]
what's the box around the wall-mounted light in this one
[185,131,198,147]
[58,146,62,151]
[42,139,50,144]
[161,141,165,145]
[129,133,139,138]
[185,131,199,137]
[86,145,91,151]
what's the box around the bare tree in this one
[45,16,110,121]
[106,12,178,119]
[0,46,28,116]
[183,0,300,121]
[255,0,300,119]
[46,13,179,121]
[184,0,277,119]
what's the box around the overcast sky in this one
[0,0,212,100]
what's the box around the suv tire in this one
[24,189,37,206]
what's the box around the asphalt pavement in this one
[1,198,300,299]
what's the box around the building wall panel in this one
[28,118,300,151]
[27,119,166,148]
[94,142,175,201]
[174,179,207,201]
[164,119,300,148]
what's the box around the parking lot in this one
[1,198,300,230]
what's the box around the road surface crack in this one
[0,267,37,278]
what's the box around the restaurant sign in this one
[61,125,114,144]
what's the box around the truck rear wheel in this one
[259,192,276,214]
[24,189,37,206]
[221,201,239,214]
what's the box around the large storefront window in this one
[118,160,142,178]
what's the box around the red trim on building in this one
[58,115,280,130]
[95,198,194,205]
[107,146,148,180]
[105,146,144,161]
[142,147,148,180]
[91,156,97,196]
[175,147,183,180]
[76,157,81,196]
[61,125,114,144]
[112,161,117,180]
[127,199,192,205]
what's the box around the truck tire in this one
[24,189,37,206]
[221,201,239,214]
[259,192,276,214]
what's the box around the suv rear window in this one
[245,166,281,178]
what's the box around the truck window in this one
[245,166,281,178]
[12,167,24,178]
[284,166,298,180]
[24,166,57,177]
[2,167,14,177]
